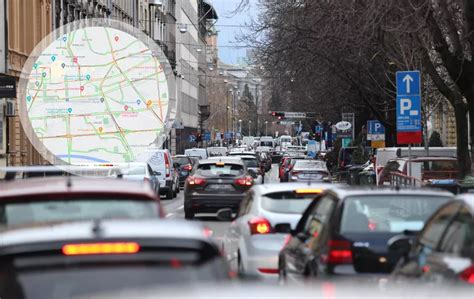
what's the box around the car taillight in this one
[62,242,140,255]
[235,176,253,186]
[291,171,301,176]
[327,240,352,265]
[460,265,474,284]
[248,217,273,235]
[187,176,206,186]
[183,164,193,171]
[164,153,171,177]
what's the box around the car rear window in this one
[196,164,244,177]
[0,199,158,228]
[174,157,191,165]
[0,260,225,299]
[293,161,327,170]
[261,192,317,214]
[340,195,451,234]
[422,160,458,171]
[242,158,259,168]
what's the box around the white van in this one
[375,147,457,184]
[260,136,274,148]
[184,148,208,160]
[136,149,179,199]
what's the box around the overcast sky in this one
[210,0,259,65]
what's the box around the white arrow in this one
[403,74,414,93]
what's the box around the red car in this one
[0,176,164,228]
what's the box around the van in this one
[207,147,227,157]
[375,147,457,184]
[184,148,208,160]
[260,136,274,148]
[136,149,178,199]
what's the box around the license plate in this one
[207,184,234,191]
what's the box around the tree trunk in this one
[454,103,471,178]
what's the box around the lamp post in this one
[226,106,230,134]
[248,120,252,137]
[265,121,269,136]
[239,119,242,138]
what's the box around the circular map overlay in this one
[20,20,175,164]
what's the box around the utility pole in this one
[255,83,259,136]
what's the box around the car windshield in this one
[261,192,317,214]
[196,164,244,177]
[340,195,451,234]
[0,199,158,228]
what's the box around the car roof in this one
[199,158,244,165]
[239,155,258,159]
[325,186,454,200]
[390,156,457,161]
[0,219,211,249]
[0,177,157,199]
[453,194,474,212]
[251,183,336,196]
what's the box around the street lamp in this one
[248,120,252,137]
[265,121,269,136]
[226,106,230,133]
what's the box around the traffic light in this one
[271,111,285,119]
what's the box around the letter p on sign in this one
[400,98,412,115]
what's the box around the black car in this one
[184,158,253,219]
[390,194,474,285]
[277,188,453,281]
[173,155,194,188]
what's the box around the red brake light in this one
[460,265,474,284]
[183,164,193,171]
[258,268,279,274]
[327,240,352,265]
[62,242,140,256]
[235,176,253,186]
[248,217,273,235]
[187,176,206,186]
[164,153,170,177]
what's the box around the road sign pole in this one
[408,144,412,179]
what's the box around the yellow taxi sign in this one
[215,162,225,167]
[295,188,324,195]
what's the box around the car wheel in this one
[278,258,287,284]
[165,188,173,199]
[172,184,177,197]
[184,210,194,220]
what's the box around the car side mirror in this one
[296,232,309,242]
[248,169,257,178]
[274,223,292,234]
[153,171,161,176]
[216,208,234,222]
[388,235,413,255]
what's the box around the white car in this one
[218,183,332,278]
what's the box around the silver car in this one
[218,183,332,278]
[288,160,331,183]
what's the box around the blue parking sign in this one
[396,95,421,132]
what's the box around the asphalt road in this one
[161,164,281,244]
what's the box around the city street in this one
[162,163,281,244]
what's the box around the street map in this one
[25,26,169,163]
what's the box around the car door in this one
[225,192,254,270]
[394,202,461,278]
[423,204,474,283]
[283,195,335,278]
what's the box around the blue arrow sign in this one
[396,71,420,96]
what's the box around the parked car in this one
[0,176,164,228]
[390,194,474,285]
[219,184,330,277]
[278,188,453,282]
[173,155,194,188]
[136,149,179,199]
[378,156,459,186]
[184,158,253,219]
[287,160,331,183]
[0,219,229,298]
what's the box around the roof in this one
[390,156,457,161]
[453,194,474,212]
[0,177,156,199]
[251,182,337,196]
[199,157,244,165]
[0,219,210,248]
[327,186,455,200]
